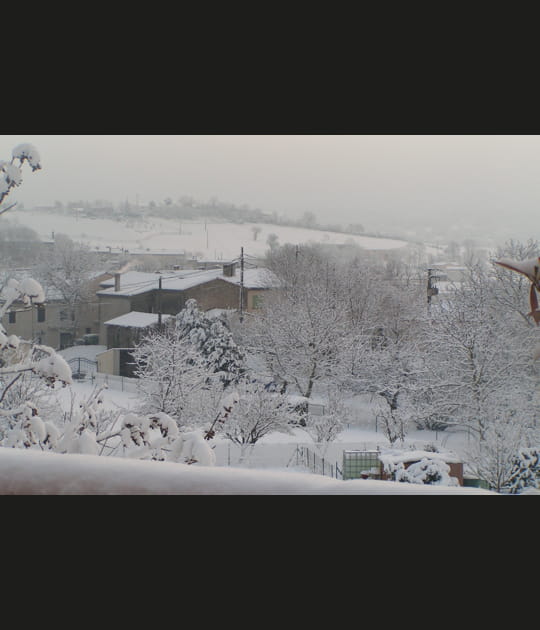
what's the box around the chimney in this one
[114,273,121,291]
[223,262,237,277]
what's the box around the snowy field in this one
[0,377,496,495]
[9,209,411,260]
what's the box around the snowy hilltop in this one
[7,208,413,261]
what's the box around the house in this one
[94,263,280,377]
[97,311,173,378]
[216,265,280,312]
[95,263,279,345]
[1,270,113,350]
[103,311,174,349]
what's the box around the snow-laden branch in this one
[0,144,40,212]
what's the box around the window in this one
[60,333,73,349]
[252,294,264,309]
[37,306,46,323]
[8,311,16,324]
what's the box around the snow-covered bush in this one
[507,447,540,494]
[392,458,459,486]
[102,410,217,465]
[56,384,118,456]
[380,449,460,487]
[167,429,216,466]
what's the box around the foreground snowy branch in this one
[0,143,76,450]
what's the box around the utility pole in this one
[427,268,439,312]
[239,247,244,323]
[157,275,162,328]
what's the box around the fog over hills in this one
[7,207,419,262]
[1,135,537,249]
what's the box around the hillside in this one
[9,208,415,260]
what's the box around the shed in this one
[343,449,464,485]
[104,311,173,349]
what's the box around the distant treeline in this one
[50,196,368,236]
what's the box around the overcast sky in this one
[1,134,539,240]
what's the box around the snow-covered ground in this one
[9,209,412,259]
[0,447,493,495]
[1,377,495,495]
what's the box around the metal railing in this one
[92,372,140,392]
[292,445,342,480]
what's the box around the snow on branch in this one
[494,257,540,325]
[0,343,72,387]
[0,143,40,214]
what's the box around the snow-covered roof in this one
[99,270,164,289]
[58,344,107,361]
[97,269,226,297]
[378,449,462,468]
[104,311,173,328]
[160,269,225,291]
[219,268,279,289]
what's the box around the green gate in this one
[342,450,383,480]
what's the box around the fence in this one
[292,445,342,480]
[92,372,140,393]
[65,357,139,393]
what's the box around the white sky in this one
[1,134,540,240]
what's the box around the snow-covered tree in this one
[133,298,247,436]
[507,447,540,494]
[175,299,245,385]
[245,244,350,399]
[222,379,299,462]
[303,386,350,455]
[345,269,428,445]
[465,415,533,493]
[133,328,212,425]
[33,234,99,342]
[423,264,539,440]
